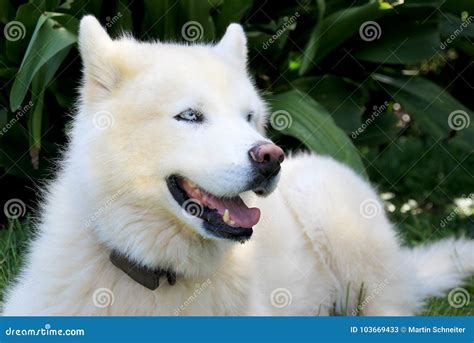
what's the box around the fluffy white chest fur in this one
[3,17,473,316]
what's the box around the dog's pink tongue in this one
[180,179,260,228]
[208,196,261,228]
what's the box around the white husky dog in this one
[3,16,473,316]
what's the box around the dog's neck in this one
[91,195,234,278]
[109,249,177,290]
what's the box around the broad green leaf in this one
[28,47,71,155]
[179,0,215,42]
[0,0,15,23]
[9,13,78,111]
[452,38,474,58]
[354,14,440,64]
[300,1,389,73]
[5,3,43,62]
[265,90,366,176]
[299,0,325,75]
[372,73,474,150]
[142,0,179,40]
[292,75,368,133]
[440,13,474,41]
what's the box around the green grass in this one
[0,219,32,306]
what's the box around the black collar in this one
[110,249,177,290]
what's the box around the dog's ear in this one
[215,24,247,68]
[78,16,119,94]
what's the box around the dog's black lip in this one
[166,175,253,242]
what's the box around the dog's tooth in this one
[223,209,230,223]
[229,220,236,226]
[184,179,197,189]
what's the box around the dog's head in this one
[77,16,283,244]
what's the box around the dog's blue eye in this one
[175,109,203,123]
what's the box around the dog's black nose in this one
[249,142,284,178]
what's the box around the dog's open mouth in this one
[166,175,260,242]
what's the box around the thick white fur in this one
[3,17,473,316]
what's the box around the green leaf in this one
[300,1,389,73]
[372,73,474,150]
[28,47,71,155]
[0,0,15,23]
[265,90,366,176]
[292,75,368,133]
[5,3,43,62]
[299,0,326,75]
[354,14,440,64]
[179,0,215,42]
[440,13,474,41]
[9,13,78,111]
[142,0,179,40]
